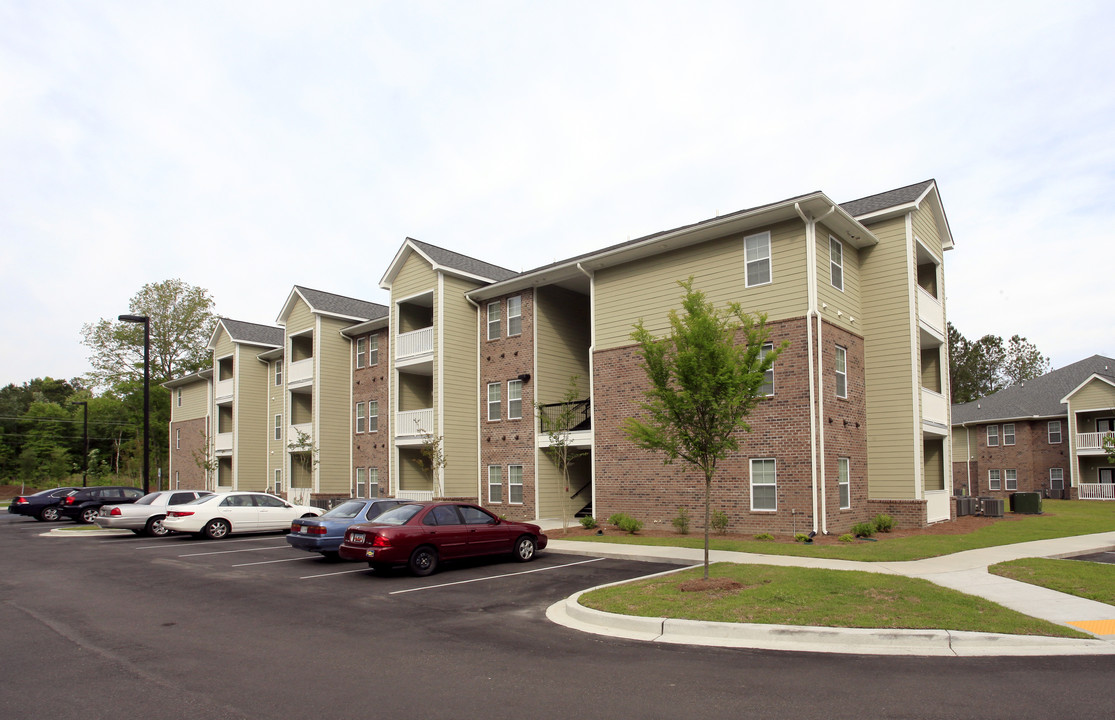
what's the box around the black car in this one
[58,486,145,524]
[8,487,80,521]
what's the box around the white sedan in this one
[163,491,322,539]
[94,489,212,536]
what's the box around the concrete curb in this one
[44,527,132,537]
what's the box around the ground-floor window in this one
[356,467,366,497]
[750,458,777,511]
[1049,468,1063,489]
[838,458,850,509]
[488,465,503,503]
[1005,469,1017,491]
[989,469,1001,491]
[509,465,523,504]
[368,468,379,498]
[274,468,282,494]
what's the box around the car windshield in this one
[371,504,423,525]
[182,494,219,506]
[322,500,366,519]
[133,493,160,506]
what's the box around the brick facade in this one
[352,328,391,498]
[952,419,1071,499]
[169,417,208,490]
[478,290,537,522]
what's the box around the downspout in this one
[466,293,483,504]
[577,262,597,519]
[963,423,972,496]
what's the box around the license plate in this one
[350,532,365,544]
[365,549,376,557]
[299,526,308,534]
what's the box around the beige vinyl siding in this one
[398,373,431,412]
[286,297,314,335]
[233,345,270,490]
[911,205,944,258]
[267,358,284,490]
[174,382,209,421]
[920,347,941,392]
[1069,380,1115,410]
[594,220,808,350]
[923,439,945,491]
[398,449,429,491]
[859,215,918,498]
[816,223,863,335]
[440,274,482,498]
[212,328,235,368]
[951,426,973,461]
[537,450,590,519]
[316,316,352,495]
[536,286,591,404]
[393,253,437,306]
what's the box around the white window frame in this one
[174,470,180,489]
[759,342,774,396]
[487,383,501,421]
[488,465,502,503]
[987,425,999,447]
[508,464,523,504]
[1049,468,1064,489]
[355,402,366,434]
[275,360,282,386]
[1005,469,1018,491]
[744,231,772,288]
[274,414,282,441]
[507,379,522,420]
[750,458,777,511]
[507,295,522,336]
[835,346,848,399]
[368,400,378,433]
[988,469,1001,491]
[176,388,182,407]
[487,302,501,341]
[274,469,282,494]
[356,337,366,369]
[829,236,844,291]
[1048,420,1062,444]
[838,457,850,510]
[368,334,379,366]
[175,428,180,450]
[1003,423,1015,446]
[368,468,378,498]
[356,467,366,498]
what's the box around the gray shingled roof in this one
[219,318,284,347]
[840,180,935,218]
[294,286,388,321]
[952,355,1115,424]
[408,239,517,282]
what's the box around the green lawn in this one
[580,563,1089,638]
[566,500,1115,562]
[990,557,1115,605]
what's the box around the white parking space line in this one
[300,567,371,579]
[232,557,313,567]
[389,557,606,594]
[179,546,292,558]
[135,536,288,550]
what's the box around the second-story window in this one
[355,402,366,433]
[508,380,522,420]
[175,428,180,449]
[368,334,379,365]
[356,338,366,369]
[275,360,282,386]
[829,236,844,291]
[1048,421,1062,444]
[487,302,501,340]
[487,383,501,421]
[760,342,774,396]
[508,296,522,336]
[176,388,182,407]
[834,346,848,399]
[1003,423,1015,446]
[987,425,999,447]
[274,414,282,441]
[744,231,771,287]
[368,401,378,432]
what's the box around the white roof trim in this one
[1060,373,1115,404]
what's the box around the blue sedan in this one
[287,498,409,559]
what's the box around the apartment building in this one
[165,368,212,490]
[952,355,1115,500]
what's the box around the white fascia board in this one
[1060,374,1115,404]
[275,286,308,325]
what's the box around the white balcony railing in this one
[1077,432,1115,451]
[1079,483,1115,500]
[289,422,313,446]
[288,358,313,385]
[917,287,944,338]
[396,326,434,361]
[215,378,233,400]
[396,408,434,437]
[397,490,435,501]
[921,387,947,426]
[215,432,233,453]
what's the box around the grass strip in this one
[580,563,1089,638]
[566,500,1115,562]
[989,557,1115,606]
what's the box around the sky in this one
[2,0,1114,388]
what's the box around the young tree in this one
[538,376,588,531]
[414,420,447,497]
[623,279,785,579]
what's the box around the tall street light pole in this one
[71,401,88,487]
[118,314,150,494]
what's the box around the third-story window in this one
[368,401,378,432]
[356,337,366,368]
[989,469,1001,490]
[275,360,282,386]
[1048,420,1062,444]
[274,414,282,441]
[368,334,379,365]
[835,346,848,398]
[508,379,522,420]
[509,465,523,504]
[838,457,850,509]
[750,458,777,511]
[507,295,522,336]
[487,383,501,421]
[355,402,366,433]
[488,465,502,503]
[829,236,844,291]
[744,231,772,287]
[760,342,775,396]
[987,425,999,447]
[1003,423,1015,445]
[487,301,501,340]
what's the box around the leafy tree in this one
[948,323,1050,403]
[623,279,785,579]
[538,376,588,532]
[413,419,447,497]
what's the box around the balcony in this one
[215,432,233,455]
[1076,432,1115,455]
[396,326,434,368]
[396,408,434,444]
[917,287,944,340]
[537,399,593,448]
[920,387,947,430]
[288,358,313,387]
[288,422,314,447]
[215,378,233,402]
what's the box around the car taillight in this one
[168,511,194,518]
[14,496,26,504]
[64,496,76,505]
[110,507,122,516]
[307,525,327,535]
[371,534,391,548]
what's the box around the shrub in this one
[838,534,854,543]
[710,510,729,534]
[852,521,875,538]
[579,516,597,530]
[616,515,643,534]
[671,507,690,534]
[754,533,774,541]
[794,533,810,543]
[607,513,627,527]
[873,514,896,533]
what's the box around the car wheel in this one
[79,507,99,524]
[145,516,170,537]
[37,506,60,522]
[203,518,230,540]
[513,535,537,562]
[408,546,438,577]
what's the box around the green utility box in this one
[1010,492,1043,514]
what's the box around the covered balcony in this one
[396,292,434,371]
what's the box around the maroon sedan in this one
[338,501,548,576]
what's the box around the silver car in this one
[94,490,212,536]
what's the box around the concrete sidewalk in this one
[543,531,1115,656]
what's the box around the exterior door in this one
[218,495,258,530]
[254,493,292,530]
[1100,468,1115,485]
[421,505,470,558]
